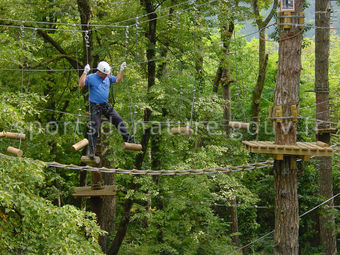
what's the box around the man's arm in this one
[115,62,126,84]
[79,64,90,87]
[115,70,123,84]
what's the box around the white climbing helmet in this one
[97,61,111,74]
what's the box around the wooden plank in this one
[81,156,100,165]
[228,121,249,130]
[7,146,23,157]
[307,143,322,149]
[242,141,333,157]
[72,139,88,152]
[297,142,314,151]
[316,141,329,148]
[73,185,116,197]
[282,144,298,154]
[122,142,142,152]
[170,127,194,137]
[316,128,338,134]
[2,132,26,140]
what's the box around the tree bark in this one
[315,0,337,254]
[273,1,303,254]
[273,158,299,255]
[96,130,117,253]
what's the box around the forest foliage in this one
[0,0,339,254]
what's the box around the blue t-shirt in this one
[85,73,117,103]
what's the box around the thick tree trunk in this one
[273,159,299,254]
[273,1,303,254]
[315,0,337,254]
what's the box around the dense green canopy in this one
[0,0,339,254]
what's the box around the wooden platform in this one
[316,128,338,134]
[242,141,334,157]
[73,185,116,197]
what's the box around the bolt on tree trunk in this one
[273,1,303,254]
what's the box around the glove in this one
[120,62,126,72]
[84,64,90,74]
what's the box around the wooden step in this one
[73,185,116,197]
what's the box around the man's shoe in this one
[88,151,95,160]
[126,136,138,144]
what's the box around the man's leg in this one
[103,103,133,142]
[88,104,102,158]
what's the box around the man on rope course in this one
[79,61,137,159]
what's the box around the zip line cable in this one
[126,24,135,136]
[189,1,198,128]
[20,23,25,93]
[1,0,338,30]
[0,23,277,74]
[236,192,340,253]
[2,18,276,74]
[0,0,195,28]
[32,97,339,126]
[73,25,81,142]
[0,0,217,29]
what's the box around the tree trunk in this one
[97,130,117,253]
[77,0,93,66]
[273,1,303,254]
[273,158,299,254]
[220,21,234,137]
[228,198,239,246]
[107,197,134,255]
[108,1,158,254]
[219,20,239,246]
[251,0,278,127]
[315,0,337,254]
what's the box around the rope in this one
[73,26,82,142]
[0,152,274,175]
[236,192,340,252]
[1,143,338,175]
[189,1,197,128]
[0,23,277,74]
[20,23,25,93]
[0,0,218,32]
[0,0,197,28]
